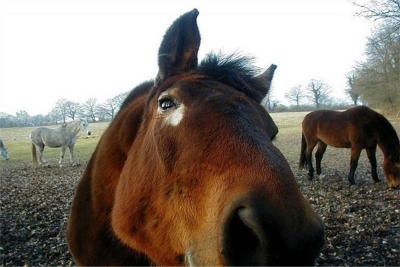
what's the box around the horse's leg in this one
[306,140,317,180]
[59,146,67,167]
[315,141,327,176]
[366,146,380,183]
[69,145,79,166]
[348,147,362,185]
[38,145,48,167]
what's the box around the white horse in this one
[29,119,91,167]
[0,138,9,160]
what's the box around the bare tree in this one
[65,101,81,121]
[345,72,360,106]
[52,99,81,122]
[353,0,400,27]
[31,114,49,126]
[285,85,305,109]
[351,0,400,113]
[54,98,68,123]
[16,110,30,127]
[354,24,400,111]
[0,112,17,128]
[306,79,332,109]
[101,92,130,120]
[261,86,280,111]
[82,98,100,122]
[261,92,272,110]
[101,98,119,120]
[113,91,129,108]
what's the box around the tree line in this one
[0,84,355,128]
[283,0,399,115]
[348,0,399,114]
[283,79,339,110]
[0,91,129,128]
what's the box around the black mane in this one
[195,53,266,102]
[121,53,268,114]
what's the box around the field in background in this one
[0,112,310,165]
[1,111,398,167]
[0,122,110,164]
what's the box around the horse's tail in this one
[31,141,38,166]
[299,132,307,170]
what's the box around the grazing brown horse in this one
[67,9,324,266]
[299,106,400,188]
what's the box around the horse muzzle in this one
[219,195,325,266]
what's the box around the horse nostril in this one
[222,206,267,266]
[222,198,325,266]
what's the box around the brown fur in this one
[67,9,325,266]
[300,106,400,188]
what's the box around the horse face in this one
[80,119,91,135]
[1,148,9,161]
[59,9,324,266]
[111,74,325,265]
[384,161,400,189]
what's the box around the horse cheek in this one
[111,127,175,261]
[154,132,179,172]
[112,179,144,254]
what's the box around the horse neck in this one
[65,121,82,135]
[377,123,400,162]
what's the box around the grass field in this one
[0,122,110,164]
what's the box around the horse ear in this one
[157,9,201,81]
[252,64,278,140]
[251,64,277,102]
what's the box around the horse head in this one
[68,9,324,266]
[1,147,9,161]
[384,161,400,189]
[110,9,324,265]
[0,138,9,161]
[80,118,91,135]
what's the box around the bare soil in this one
[1,123,399,266]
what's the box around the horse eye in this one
[158,97,177,111]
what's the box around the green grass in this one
[0,122,109,164]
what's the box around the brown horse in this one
[67,9,324,266]
[299,106,400,188]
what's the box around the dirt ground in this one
[1,121,399,266]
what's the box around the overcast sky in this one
[0,0,373,116]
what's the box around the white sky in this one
[0,0,373,116]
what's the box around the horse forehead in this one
[166,78,251,106]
